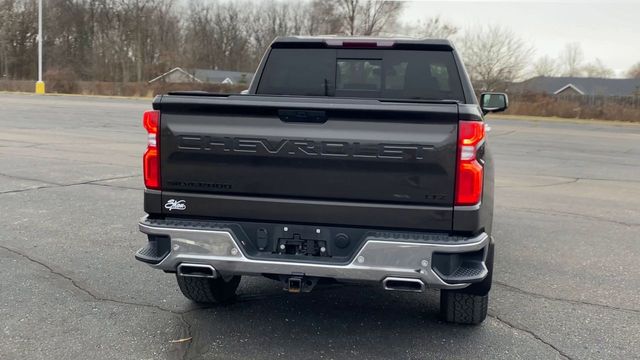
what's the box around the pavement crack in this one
[0,174,140,196]
[528,178,579,188]
[489,313,573,360]
[0,138,41,146]
[176,313,194,360]
[500,173,640,184]
[86,182,141,191]
[575,176,640,184]
[0,184,58,195]
[0,244,182,314]
[1,244,197,356]
[489,129,517,138]
[498,178,579,189]
[501,206,640,227]
[73,174,141,186]
[495,281,640,314]
[0,172,62,186]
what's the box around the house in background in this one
[149,67,254,85]
[510,76,640,97]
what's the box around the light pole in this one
[35,0,45,94]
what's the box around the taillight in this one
[143,110,160,189]
[455,121,485,206]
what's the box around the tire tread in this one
[440,290,488,325]
[176,275,241,304]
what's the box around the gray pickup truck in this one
[135,36,508,325]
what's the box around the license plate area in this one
[275,225,330,257]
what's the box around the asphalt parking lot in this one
[0,93,639,360]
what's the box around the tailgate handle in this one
[278,110,327,123]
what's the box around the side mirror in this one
[480,92,508,114]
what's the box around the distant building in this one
[149,67,254,85]
[510,76,640,97]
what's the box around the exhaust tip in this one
[383,277,425,293]
[177,263,217,278]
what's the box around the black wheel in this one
[176,274,241,304]
[440,290,488,325]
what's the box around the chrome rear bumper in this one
[137,218,489,290]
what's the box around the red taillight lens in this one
[143,110,159,134]
[143,148,160,189]
[455,121,485,206]
[143,110,160,189]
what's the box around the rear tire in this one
[176,274,241,304]
[440,290,489,325]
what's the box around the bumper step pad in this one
[436,261,487,284]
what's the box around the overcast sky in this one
[401,0,640,76]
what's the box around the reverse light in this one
[143,110,160,190]
[455,121,485,206]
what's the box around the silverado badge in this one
[164,199,186,211]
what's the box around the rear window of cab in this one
[256,48,465,102]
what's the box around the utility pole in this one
[35,0,45,94]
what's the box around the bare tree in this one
[183,1,214,70]
[338,0,359,35]
[0,0,16,78]
[337,0,403,36]
[559,42,584,77]
[583,58,614,78]
[411,16,458,39]
[360,0,403,35]
[0,0,38,80]
[307,0,343,35]
[532,55,558,77]
[626,62,640,78]
[458,25,534,90]
[212,2,251,71]
[247,1,301,66]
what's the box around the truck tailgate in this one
[156,95,458,229]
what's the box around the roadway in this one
[0,93,638,359]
